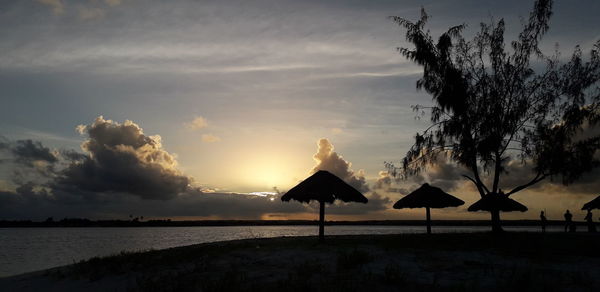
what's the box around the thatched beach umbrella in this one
[393,183,464,234]
[467,193,528,212]
[281,170,368,241]
[468,192,527,232]
[582,195,600,210]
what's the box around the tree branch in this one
[505,172,547,196]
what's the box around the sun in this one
[234,150,307,191]
[251,164,289,189]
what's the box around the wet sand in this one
[2,232,599,291]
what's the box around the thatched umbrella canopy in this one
[467,193,528,212]
[467,192,527,233]
[281,170,368,241]
[393,183,464,234]
[582,195,600,210]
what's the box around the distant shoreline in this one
[0,219,585,228]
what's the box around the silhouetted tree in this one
[387,0,600,232]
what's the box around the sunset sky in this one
[1,0,599,221]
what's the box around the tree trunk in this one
[319,201,325,241]
[426,207,431,234]
[491,209,503,233]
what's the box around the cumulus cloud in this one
[55,116,191,200]
[38,0,64,15]
[311,138,369,192]
[0,118,313,220]
[201,133,221,143]
[373,171,403,193]
[0,125,406,220]
[185,116,209,130]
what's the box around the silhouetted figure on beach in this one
[564,210,572,232]
[584,210,596,232]
[540,211,547,233]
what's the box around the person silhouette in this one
[584,210,596,232]
[540,211,547,233]
[564,210,572,232]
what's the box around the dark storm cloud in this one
[321,191,392,215]
[494,158,600,196]
[11,139,57,166]
[387,154,469,195]
[474,121,600,195]
[0,137,60,183]
[0,187,312,220]
[145,191,309,218]
[0,137,57,167]
[54,116,191,200]
[59,149,87,162]
[1,116,192,202]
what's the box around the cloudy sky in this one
[1,0,599,221]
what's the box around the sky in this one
[1,0,599,221]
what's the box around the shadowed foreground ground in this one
[2,233,599,291]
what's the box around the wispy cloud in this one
[79,7,106,20]
[38,0,64,15]
[105,0,122,7]
[201,134,221,143]
[37,0,124,19]
[185,116,209,130]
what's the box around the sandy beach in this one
[1,232,599,291]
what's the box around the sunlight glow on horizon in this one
[237,152,305,191]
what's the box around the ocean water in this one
[0,225,562,277]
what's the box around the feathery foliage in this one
[387,0,600,231]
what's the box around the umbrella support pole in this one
[319,201,325,241]
[426,207,431,234]
[491,209,503,233]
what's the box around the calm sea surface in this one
[0,225,562,277]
